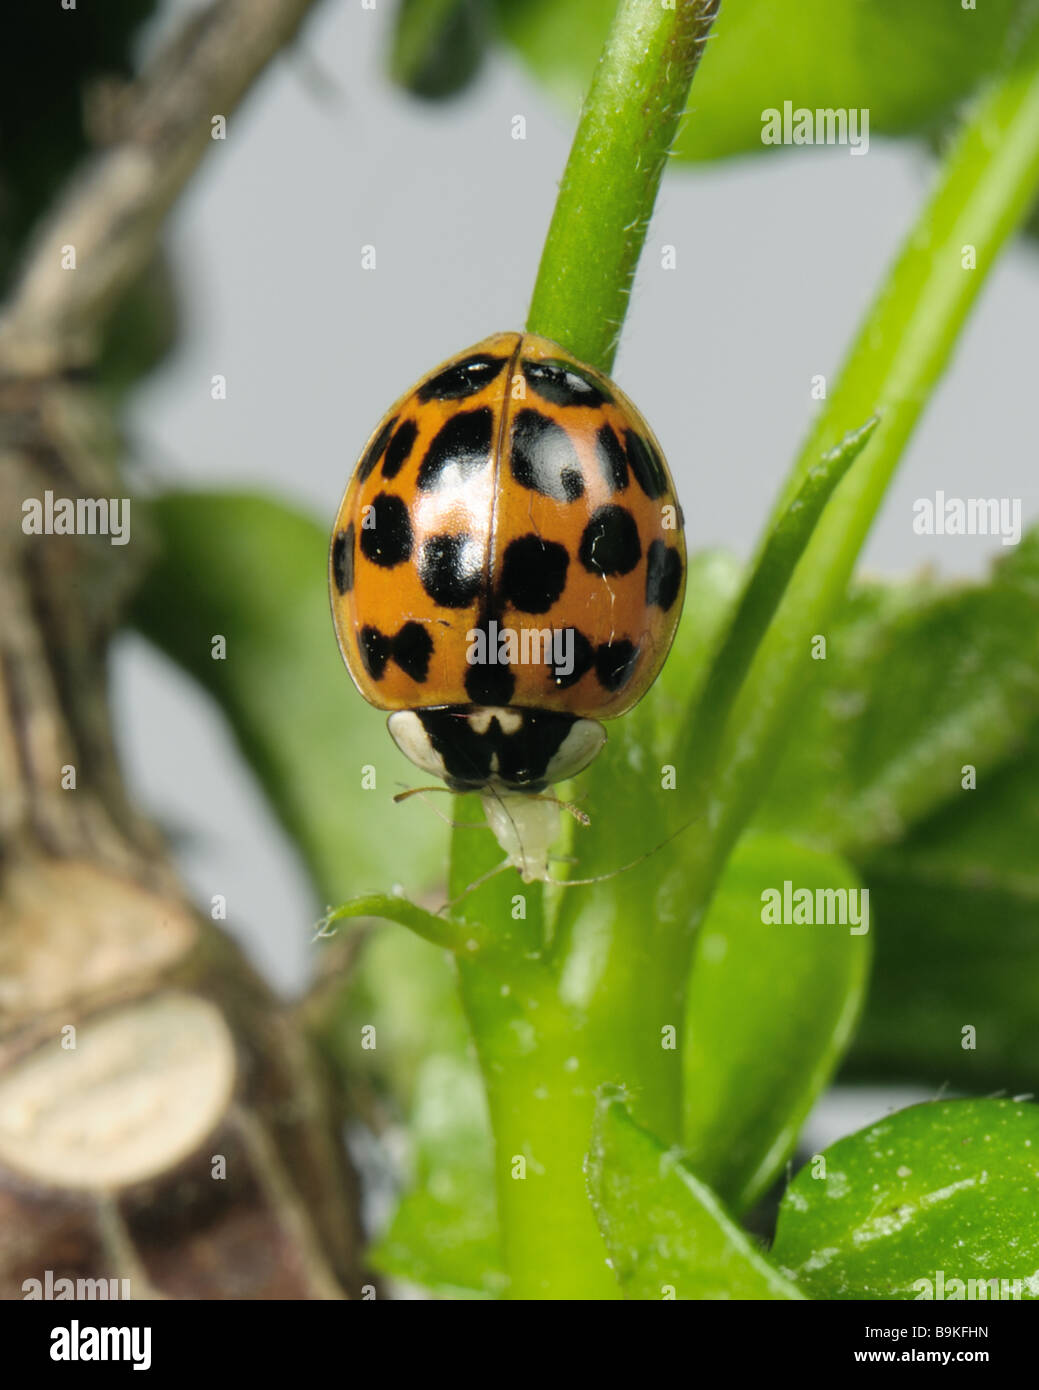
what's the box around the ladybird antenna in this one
[552,813,703,887]
[393,784,454,803]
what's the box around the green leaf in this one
[494,0,1027,161]
[388,0,489,101]
[684,833,871,1212]
[773,1099,1039,1300]
[131,491,444,901]
[755,531,1039,857]
[681,417,877,783]
[849,741,1039,1090]
[371,1054,504,1298]
[732,532,1039,1089]
[588,1091,803,1300]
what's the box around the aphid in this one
[329,332,686,881]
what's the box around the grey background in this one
[112,1,1036,1141]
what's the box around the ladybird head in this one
[387,704,605,794]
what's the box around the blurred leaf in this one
[773,1099,1039,1299]
[0,2,158,282]
[684,833,871,1212]
[493,0,1027,161]
[132,492,444,901]
[755,530,1039,857]
[588,1091,803,1300]
[849,743,1039,1090]
[389,0,489,100]
[330,926,471,1107]
[741,531,1039,1087]
[371,1054,503,1298]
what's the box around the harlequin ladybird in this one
[329,331,686,882]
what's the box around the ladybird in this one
[329,331,686,881]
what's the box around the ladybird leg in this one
[547,795,591,827]
[438,858,513,913]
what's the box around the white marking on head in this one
[544,719,606,784]
[469,706,523,736]
[387,711,446,781]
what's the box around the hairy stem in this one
[525,0,719,373]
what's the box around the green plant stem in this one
[675,15,1039,912]
[525,0,719,373]
[441,0,721,1299]
[457,963,621,1299]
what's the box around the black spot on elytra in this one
[417,408,493,491]
[578,505,642,576]
[465,660,516,706]
[359,626,391,679]
[357,414,399,483]
[500,534,569,614]
[521,357,612,408]
[416,705,577,792]
[510,409,585,501]
[595,639,640,692]
[597,423,629,492]
[419,533,483,608]
[360,493,412,567]
[331,523,354,594]
[552,628,594,688]
[645,539,683,611]
[392,621,434,682]
[625,430,668,500]
[359,622,433,683]
[381,419,419,480]
[416,354,507,402]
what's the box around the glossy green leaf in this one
[131,492,444,901]
[684,833,871,1212]
[773,1099,1039,1300]
[588,1091,803,1300]
[494,0,1026,161]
